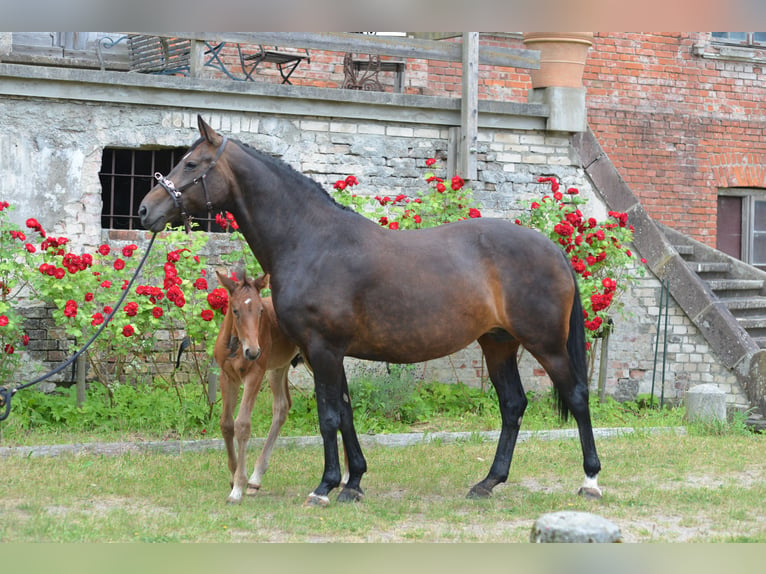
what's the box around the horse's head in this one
[139,115,231,233]
[216,270,270,362]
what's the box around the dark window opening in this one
[717,189,766,270]
[99,147,219,232]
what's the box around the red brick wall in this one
[584,32,766,246]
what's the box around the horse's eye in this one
[232,308,239,317]
[185,161,198,170]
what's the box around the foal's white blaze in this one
[244,298,252,305]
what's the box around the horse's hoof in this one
[246,483,261,496]
[577,486,603,500]
[466,485,492,499]
[337,487,364,503]
[304,492,331,507]
[226,496,242,505]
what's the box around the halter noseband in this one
[154,136,229,233]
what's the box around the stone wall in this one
[0,63,751,410]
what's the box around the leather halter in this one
[153,136,229,233]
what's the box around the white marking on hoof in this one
[304,492,330,507]
[578,475,603,499]
[246,483,261,496]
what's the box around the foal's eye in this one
[185,161,198,170]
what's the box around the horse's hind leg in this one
[247,366,291,494]
[538,353,602,498]
[468,334,525,498]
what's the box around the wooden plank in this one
[460,33,479,179]
[157,32,539,69]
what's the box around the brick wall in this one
[584,32,766,247]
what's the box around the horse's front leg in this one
[304,346,366,507]
[228,362,266,504]
[219,369,239,495]
[248,366,291,494]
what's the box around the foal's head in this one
[216,271,270,362]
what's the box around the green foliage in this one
[330,161,482,231]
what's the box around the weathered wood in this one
[460,33,479,179]
[157,32,540,69]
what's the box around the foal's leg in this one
[468,335,525,498]
[227,362,266,504]
[219,369,239,491]
[247,366,291,494]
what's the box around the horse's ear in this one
[254,274,270,292]
[197,115,223,146]
[216,270,237,294]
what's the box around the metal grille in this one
[99,147,217,231]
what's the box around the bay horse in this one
[140,115,602,506]
[213,270,296,504]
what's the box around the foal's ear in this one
[197,115,223,146]
[216,270,238,294]
[254,274,270,293]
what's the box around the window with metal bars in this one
[99,147,217,231]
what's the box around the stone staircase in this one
[573,128,766,430]
[665,226,766,350]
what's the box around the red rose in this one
[98,244,110,256]
[91,313,104,326]
[436,183,446,193]
[451,176,464,191]
[54,268,65,280]
[333,180,347,191]
[413,214,422,224]
[25,243,36,253]
[194,278,208,291]
[122,325,135,337]
[0,315,8,327]
[152,307,163,319]
[85,292,94,302]
[200,309,214,321]
[425,158,436,166]
[22,334,30,346]
[125,302,138,317]
[101,280,111,289]
[468,208,481,219]
[4,344,14,355]
[114,258,125,270]
[389,221,399,230]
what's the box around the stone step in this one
[686,261,732,275]
[722,297,766,318]
[735,316,766,330]
[707,279,764,297]
[674,244,694,257]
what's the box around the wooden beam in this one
[157,32,539,69]
[460,32,479,180]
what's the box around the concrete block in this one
[685,383,726,423]
[530,511,622,543]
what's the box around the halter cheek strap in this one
[153,136,229,233]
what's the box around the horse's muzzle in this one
[243,347,262,361]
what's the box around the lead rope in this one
[0,232,158,422]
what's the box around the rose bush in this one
[515,176,645,347]
[330,158,481,230]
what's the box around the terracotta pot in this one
[522,32,594,88]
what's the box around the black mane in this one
[233,139,357,214]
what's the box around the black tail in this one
[553,264,589,422]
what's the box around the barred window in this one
[99,147,217,231]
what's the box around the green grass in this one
[0,366,688,446]
[1,432,764,542]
